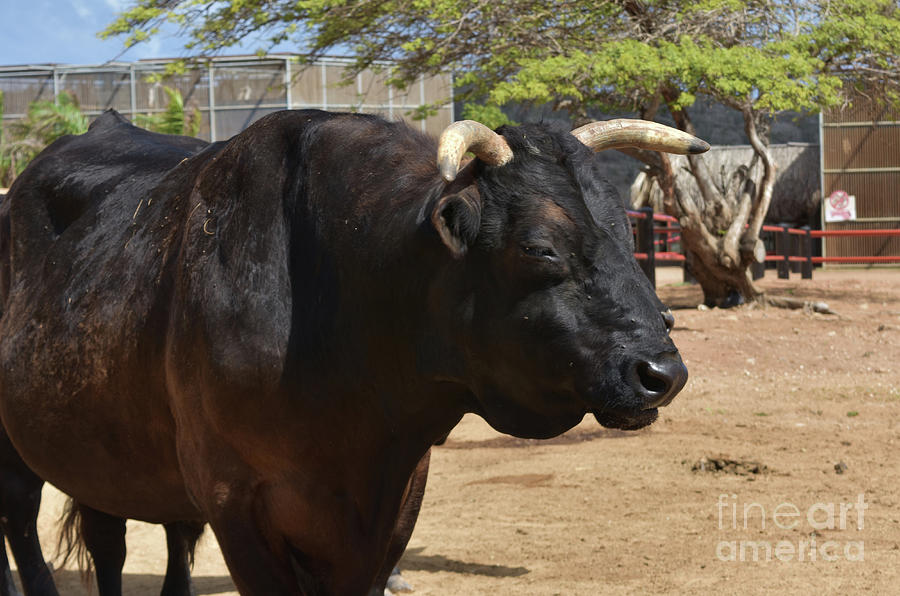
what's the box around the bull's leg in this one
[160,521,204,596]
[175,423,422,595]
[174,427,319,595]
[206,501,309,596]
[76,506,126,596]
[0,432,58,596]
[369,450,430,596]
[0,480,56,596]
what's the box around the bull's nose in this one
[631,353,688,409]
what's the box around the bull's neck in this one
[291,190,467,447]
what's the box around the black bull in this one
[0,109,695,594]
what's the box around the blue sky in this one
[0,0,292,66]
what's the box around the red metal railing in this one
[626,207,900,286]
[633,252,686,262]
[811,229,900,237]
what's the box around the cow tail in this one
[55,498,94,589]
[168,520,206,568]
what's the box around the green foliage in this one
[0,92,89,187]
[144,60,190,83]
[21,92,89,140]
[100,0,900,121]
[95,0,900,304]
[460,103,518,129]
[134,86,201,136]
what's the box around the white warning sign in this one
[825,190,856,222]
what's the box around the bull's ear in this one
[431,191,481,258]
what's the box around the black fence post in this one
[637,206,656,288]
[801,226,813,279]
[790,230,803,274]
[683,251,697,285]
[751,230,766,280]
[776,224,791,279]
[751,261,765,280]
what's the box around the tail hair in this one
[55,498,94,589]
[167,520,206,569]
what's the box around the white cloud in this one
[71,0,93,19]
[130,36,164,60]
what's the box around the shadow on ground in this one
[45,570,236,595]
[400,547,529,578]
[442,425,642,450]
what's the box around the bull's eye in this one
[521,245,559,262]
[517,241,569,283]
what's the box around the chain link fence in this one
[0,54,454,142]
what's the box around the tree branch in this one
[616,147,663,175]
[663,89,720,211]
[721,183,753,267]
[741,107,776,251]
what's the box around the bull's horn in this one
[571,119,710,154]
[437,120,514,182]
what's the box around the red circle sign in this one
[828,190,850,210]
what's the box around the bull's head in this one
[427,119,707,439]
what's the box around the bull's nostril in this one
[637,361,669,395]
[631,354,688,410]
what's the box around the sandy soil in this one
[9,267,900,595]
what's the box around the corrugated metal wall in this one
[0,55,454,143]
[821,89,900,261]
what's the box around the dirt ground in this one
[10,267,900,595]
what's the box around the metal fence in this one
[0,54,454,142]
[820,88,900,263]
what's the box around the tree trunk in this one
[658,149,762,308]
[632,99,776,307]
[678,224,760,307]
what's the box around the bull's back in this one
[0,111,213,520]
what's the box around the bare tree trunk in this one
[660,150,760,307]
[645,99,776,307]
[604,102,779,307]
[613,2,779,308]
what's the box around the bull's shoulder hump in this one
[234,109,398,145]
[88,109,132,131]
[31,112,210,184]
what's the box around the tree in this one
[460,103,518,129]
[0,86,199,189]
[486,1,900,306]
[105,0,900,306]
[134,86,202,137]
[0,91,88,188]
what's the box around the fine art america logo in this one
[716,493,867,562]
